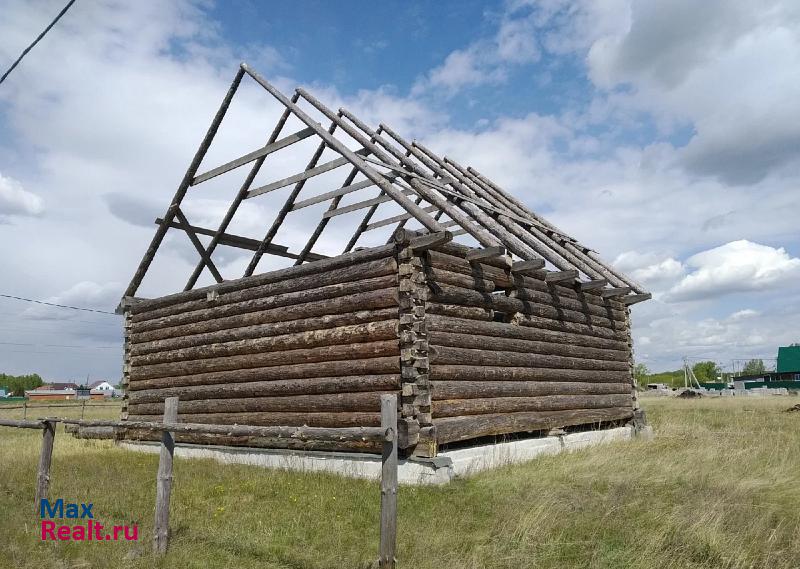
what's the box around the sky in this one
[0,0,798,382]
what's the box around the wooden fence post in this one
[378,394,398,569]
[34,420,56,512]
[81,400,86,420]
[23,401,27,419]
[153,396,178,555]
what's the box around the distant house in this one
[89,380,115,398]
[777,346,800,381]
[39,383,79,391]
[0,389,7,398]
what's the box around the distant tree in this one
[742,359,766,375]
[692,361,720,383]
[0,373,44,396]
[633,363,650,387]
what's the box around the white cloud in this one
[729,309,760,321]
[0,171,43,219]
[585,0,800,184]
[23,281,122,320]
[665,240,800,301]
[613,251,685,288]
[413,2,542,94]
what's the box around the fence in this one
[0,395,400,568]
[0,400,120,419]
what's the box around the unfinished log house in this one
[119,63,651,457]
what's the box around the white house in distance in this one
[89,380,115,398]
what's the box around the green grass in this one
[1,397,799,568]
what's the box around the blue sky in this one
[0,0,798,381]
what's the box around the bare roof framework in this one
[122,63,651,306]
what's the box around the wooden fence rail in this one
[0,396,400,567]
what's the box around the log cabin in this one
[118,63,651,457]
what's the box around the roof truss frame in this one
[121,63,649,305]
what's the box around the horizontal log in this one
[69,426,117,440]
[578,279,608,291]
[132,307,397,356]
[425,302,494,321]
[434,407,634,444]
[424,267,495,292]
[128,391,395,416]
[131,339,400,381]
[131,244,396,313]
[129,374,401,404]
[465,246,507,262]
[426,314,629,351]
[430,364,630,383]
[129,356,400,391]
[431,284,624,329]
[134,275,398,333]
[75,418,387,441]
[510,274,625,310]
[122,431,381,454]
[623,293,652,305]
[132,320,399,366]
[128,412,381,428]
[409,231,452,252]
[432,242,513,270]
[433,394,632,417]
[430,346,630,371]
[426,250,512,288]
[131,288,399,344]
[509,287,627,321]
[602,287,632,298]
[512,313,629,341]
[545,270,579,283]
[429,331,628,363]
[133,257,398,323]
[511,258,546,272]
[0,418,44,429]
[430,381,632,400]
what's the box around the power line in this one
[0,293,116,315]
[0,0,78,86]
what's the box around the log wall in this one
[121,237,637,456]
[416,240,635,447]
[122,247,402,453]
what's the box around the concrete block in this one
[118,423,646,485]
[561,426,633,452]
[441,436,561,477]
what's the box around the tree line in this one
[634,359,768,388]
[0,373,44,396]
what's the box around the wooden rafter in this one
[121,62,649,306]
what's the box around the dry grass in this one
[0,397,798,568]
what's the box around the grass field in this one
[1,397,798,569]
